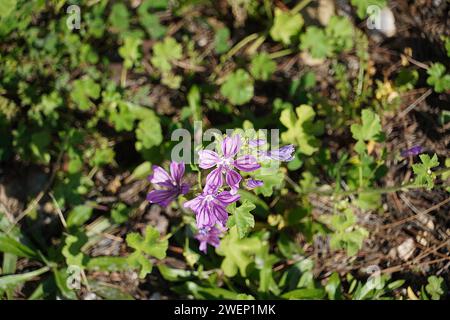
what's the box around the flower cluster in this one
[146,134,295,253]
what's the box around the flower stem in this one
[197,171,202,190]
[291,0,313,14]
[286,167,450,197]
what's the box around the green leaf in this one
[135,111,163,150]
[109,101,137,132]
[0,267,49,291]
[89,280,134,300]
[66,205,93,228]
[354,192,381,210]
[325,272,342,300]
[126,226,168,278]
[187,85,202,122]
[30,130,51,164]
[157,264,193,282]
[282,288,326,299]
[425,276,446,300]
[86,256,130,272]
[70,77,101,111]
[325,16,354,53]
[251,165,284,197]
[214,27,231,54]
[90,146,115,167]
[138,0,167,39]
[151,37,182,72]
[0,234,38,259]
[174,281,250,299]
[216,226,260,277]
[350,109,382,142]
[53,268,77,300]
[109,3,130,32]
[327,208,369,256]
[2,253,17,275]
[256,244,279,294]
[270,8,303,45]
[280,105,323,156]
[412,154,439,189]
[300,27,333,59]
[129,161,152,181]
[119,36,142,69]
[0,0,16,19]
[111,203,130,224]
[228,200,255,239]
[220,69,254,105]
[62,232,89,267]
[250,53,276,81]
[445,37,450,58]
[395,69,419,91]
[427,63,450,93]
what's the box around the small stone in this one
[84,292,99,300]
[318,0,335,25]
[416,231,429,247]
[416,213,435,230]
[379,7,396,37]
[397,238,415,261]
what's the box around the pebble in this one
[397,238,415,261]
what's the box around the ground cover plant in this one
[0,0,449,300]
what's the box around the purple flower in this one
[246,179,264,189]
[184,189,240,228]
[195,226,223,253]
[401,145,423,158]
[248,138,266,148]
[198,134,260,193]
[259,144,295,162]
[146,162,190,207]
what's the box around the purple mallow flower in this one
[184,189,240,228]
[248,138,266,148]
[195,226,223,253]
[198,135,260,193]
[246,179,264,189]
[259,144,295,162]
[146,162,190,207]
[401,145,423,158]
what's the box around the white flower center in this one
[218,157,233,169]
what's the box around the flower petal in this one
[146,189,177,207]
[196,206,214,228]
[221,134,241,158]
[148,165,173,187]
[401,145,423,158]
[184,195,203,212]
[198,150,220,169]
[211,203,229,227]
[216,190,240,205]
[233,155,261,172]
[268,144,295,161]
[169,161,185,184]
[198,240,207,253]
[225,169,241,192]
[249,138,266,148]
[246,179,264,189]
[180,183,190,195]
[196,226,221,253]
[204,167,223,193]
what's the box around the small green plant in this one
[427,63,450,93]
[126,226,168,279]
[220,69,254,105]
[424,276,446,300]
[270,8,303,45]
